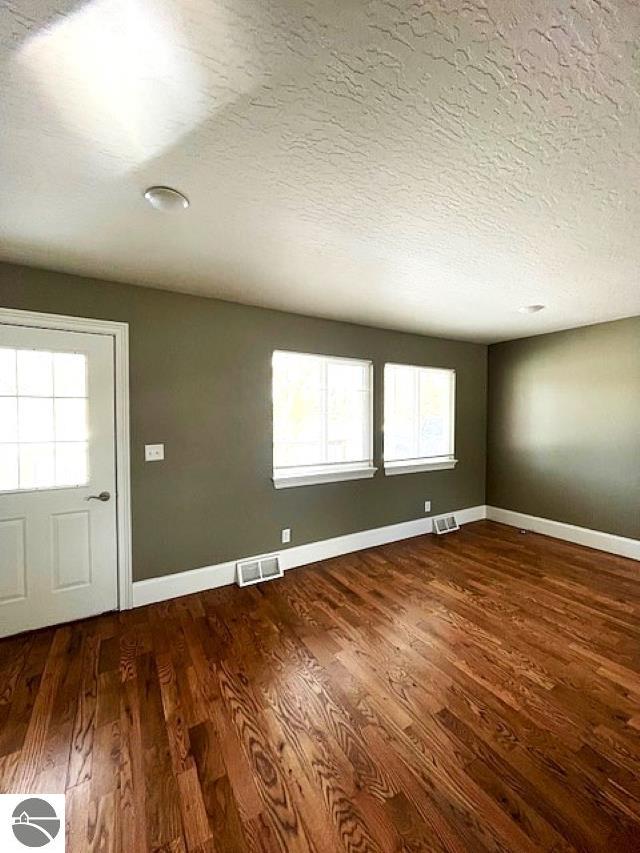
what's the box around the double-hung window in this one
[384,363,456,474]
[272,350,375,488]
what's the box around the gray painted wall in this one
[487,317,640,540]
[0,262,487,581]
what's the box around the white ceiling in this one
[1,0,640,343]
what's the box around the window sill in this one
[384,458,458,476]
[273,465,377,489]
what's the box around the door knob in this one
[86,491,111,502]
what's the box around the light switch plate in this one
[281,528,291,544]
[424,500,431,513]
[145,444,165,462]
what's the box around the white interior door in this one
[0,323,118,638]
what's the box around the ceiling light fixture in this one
[518,304,545,314]
[144,186,189,212]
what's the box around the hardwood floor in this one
[1,520,640,851]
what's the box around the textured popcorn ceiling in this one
[1,0,640,342]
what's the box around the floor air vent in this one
[433,514,460,535]
[236,554,283,587]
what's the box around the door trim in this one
[0,307,133,609]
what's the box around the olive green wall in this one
[487,317,640,540]
[0,262,487,581]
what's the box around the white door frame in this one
[0,306,133,609]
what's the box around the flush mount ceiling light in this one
[518,304,546,314]
[144,186,189,212]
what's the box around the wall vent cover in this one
[433,515,460,535]
[236,553,283,587]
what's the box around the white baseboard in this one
[486,506,640,562]
[132,504,487,607]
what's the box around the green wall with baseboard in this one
[0,262,487,581]
[487,316,640,540]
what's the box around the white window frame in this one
[383,363,457,476]
[272,350,376,489]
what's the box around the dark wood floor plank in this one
[12,626,72,792]
[1,520,639,851]
[137,650,184,851]
[119,673,147,853]
[67,628,100,788]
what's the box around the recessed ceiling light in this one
[144,186,189,212]
[518,304,545,314]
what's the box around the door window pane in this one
[54,399,88,441]
[19,443,56,489]
[17,350,53,396]
[0,398,18,443]
[55,442,88,487]
[18,398,55,443]
[0,349,17,395]
[0,444,19,491]
[54,352,86,397]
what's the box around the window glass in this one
[273,351,372,477]
[384,364,455,463]
[0,347,89,491]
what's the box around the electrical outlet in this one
[281,528,291,544]
[145,444,164,462]
[424,500,431,513]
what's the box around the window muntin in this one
[0,348,89,492]
[384,364,455,466]
[272,351,373,481]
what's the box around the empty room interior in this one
[1,1,640,851]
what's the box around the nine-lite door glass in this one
[0,348,89,491]
[272,351,372,476]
